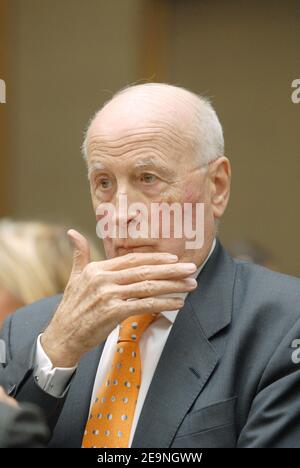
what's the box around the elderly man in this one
[1,83,300,448]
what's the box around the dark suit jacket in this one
[0,402,49,448]
[1,238,300,448]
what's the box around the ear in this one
[209,157,231,219]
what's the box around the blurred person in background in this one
[0,219,101,327]
[0,386,49,448]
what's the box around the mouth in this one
[116,243,155,255]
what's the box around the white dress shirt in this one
[34,238,216,447]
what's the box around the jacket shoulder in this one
[233,258,300,328]
[5,295,62,350]
[235,258,300,293]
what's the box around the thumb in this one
[67,229,91,276]
[0,386,18,407]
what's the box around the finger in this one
[120,296,185,315]
[117,278,197,300]
[6,396,18,407]
[110,262,197,285]
[68,229,91,276]
[100,252,179,272]
[0,386,18,407]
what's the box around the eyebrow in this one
[87,157,176,179]
[133,158,166,169]
[132,158,172,174]
[133,157,162,168]
[87,162,107,179]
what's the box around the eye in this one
[139,173,158,184]
[96,177,113,190]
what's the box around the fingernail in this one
[185,278,197,287]
[182,263,197,272]
[168,255,178,261]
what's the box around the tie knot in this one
[118,313,157,343]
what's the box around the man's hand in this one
[0,387,18,408]
[41,229,198,367]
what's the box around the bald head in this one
[82,83,224,165]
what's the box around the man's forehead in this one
[87,119,195,161]
[87,155,173,177]
[88,96,164,136]
[85,92,198,166]
[88,115,182,141]
[87,91,195,144]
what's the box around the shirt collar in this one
[160,238,217,324]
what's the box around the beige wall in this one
[3,0,300,275]
[168,0,300,276]
[9,0,143,245]
[0,0,12,216]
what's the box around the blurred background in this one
[0,0,299,276]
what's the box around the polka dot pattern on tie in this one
[82,313,156,448]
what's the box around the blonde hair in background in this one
[0,219,100,305]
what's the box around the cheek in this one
[183,182,207,203]
[184,187,198,203]
[154,185,186,205]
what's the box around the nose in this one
[114,189,140,236]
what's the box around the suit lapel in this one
[49,342,105,448]
[132,239,237,448]
[131,301,219,448]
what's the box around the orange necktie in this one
[82,312,157,448]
